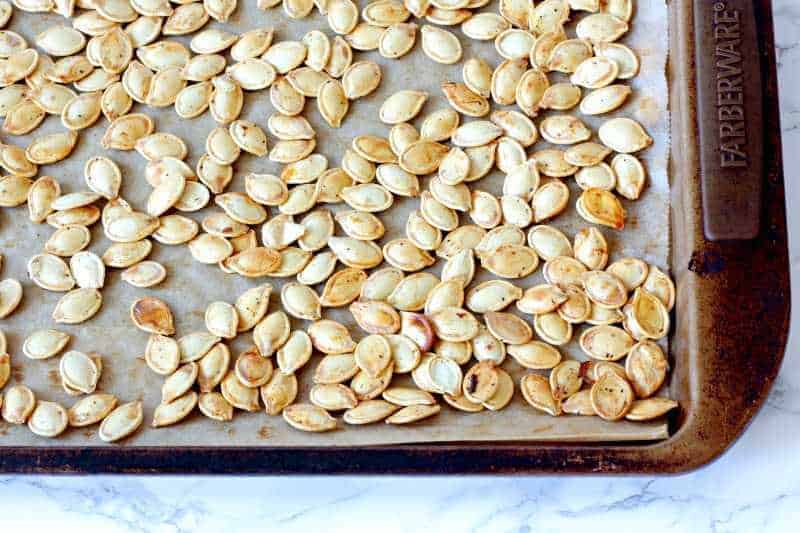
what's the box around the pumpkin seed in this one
[100,81,132,121]
[406,209,442,251]
[490,58,525,105]
[26,400,68,437]
[428,306,478,342]
[564,142,611,167]
[35,26,85,57]
[401,312,436,352]
[385,334,421,373]
[129,296,173,335]
[510,341,563,370]
[220,370,260,411]
[4,96,44,134]
[378,22,416,59]
[610,153,646,200]
[624,397,677,421]
[285,63,331,95]
[325,35,352,76]
[533,311,571,345]
[595,41,639,78]
[351,361,394,400]
[60,349,100,394]
[143,334,180,376]
[495,28,535,61]
[316,168,353,203]
[623,340,668,398]
[421,24,462,64]
[352,134,395,163]
[350,299,401,334]
[206,0,237,21]
[252,310,290,357]
[150,214,197,245]
[308,383,357,411]
[270,139,316,164]
[399,139,449,174]
[344,22,386,52]
[542,256,587,288]
[520,373,561,415]
[441,248,476,286]
[575,188,625,229]
[360,267,403,302]
[459,58,492,100]
[539,115,591,144]
[283,0,314,18]
[27,253,73,291]
[69,251,106,289]
[283,403,336,431]
[579,324,633,361]
[559,388,594,415]
[590,370,633,420]
[196,342,229,389]
[317,78,349,128]
[96,400,142,442]
[484,311,531,344]
[46,225,91,258]
[516,283,567,315]
[383,238,436,271]
[572,227,608,270]
[326,0,359,34]
[570,56,619,89]
[258,370,297,415]
[598,117,653,153]
[374,163,419,197]
[329,236,383,269]
[308,320,356,356]
[462,12,510,40]
[317,267,365,307]
[176,333,219,365]
[380,90,428,125]
[278,283,320,321]
[1,384,35,424]
[102,240,152,268]
[152,390,198,428]
[643,266,675,311]
[125,15,163,48]
[603,258,647,292]
[209,74,244,124]
[232,347,273,388]
[0,84,27,118]
[497,139,527,178]
[353,334,392,378]
[195,392,233,421]
[437,225,486,260]
[160,362,198,404]
[469,191,496,229]
[459,360,497,403]
[474,224,524,260]
[466,280,523,314]
[28,81,75,115]
[101,112,154,150]
[576,12,629,43]
[67,393,117,428]
[231,28,274,62]
[580,84,631,115]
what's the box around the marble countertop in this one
[2,1,799,530]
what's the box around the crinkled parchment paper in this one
[1,1,671,447]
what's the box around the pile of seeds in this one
[0,0,678,440]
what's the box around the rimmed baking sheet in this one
[0,1,671,447]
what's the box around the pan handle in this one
[694,0,764,241]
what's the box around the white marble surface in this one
[2,1,800,530]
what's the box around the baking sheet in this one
[0,1,671,447]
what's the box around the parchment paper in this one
[0,1,671,447]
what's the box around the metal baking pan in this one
[1,0,789,473]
